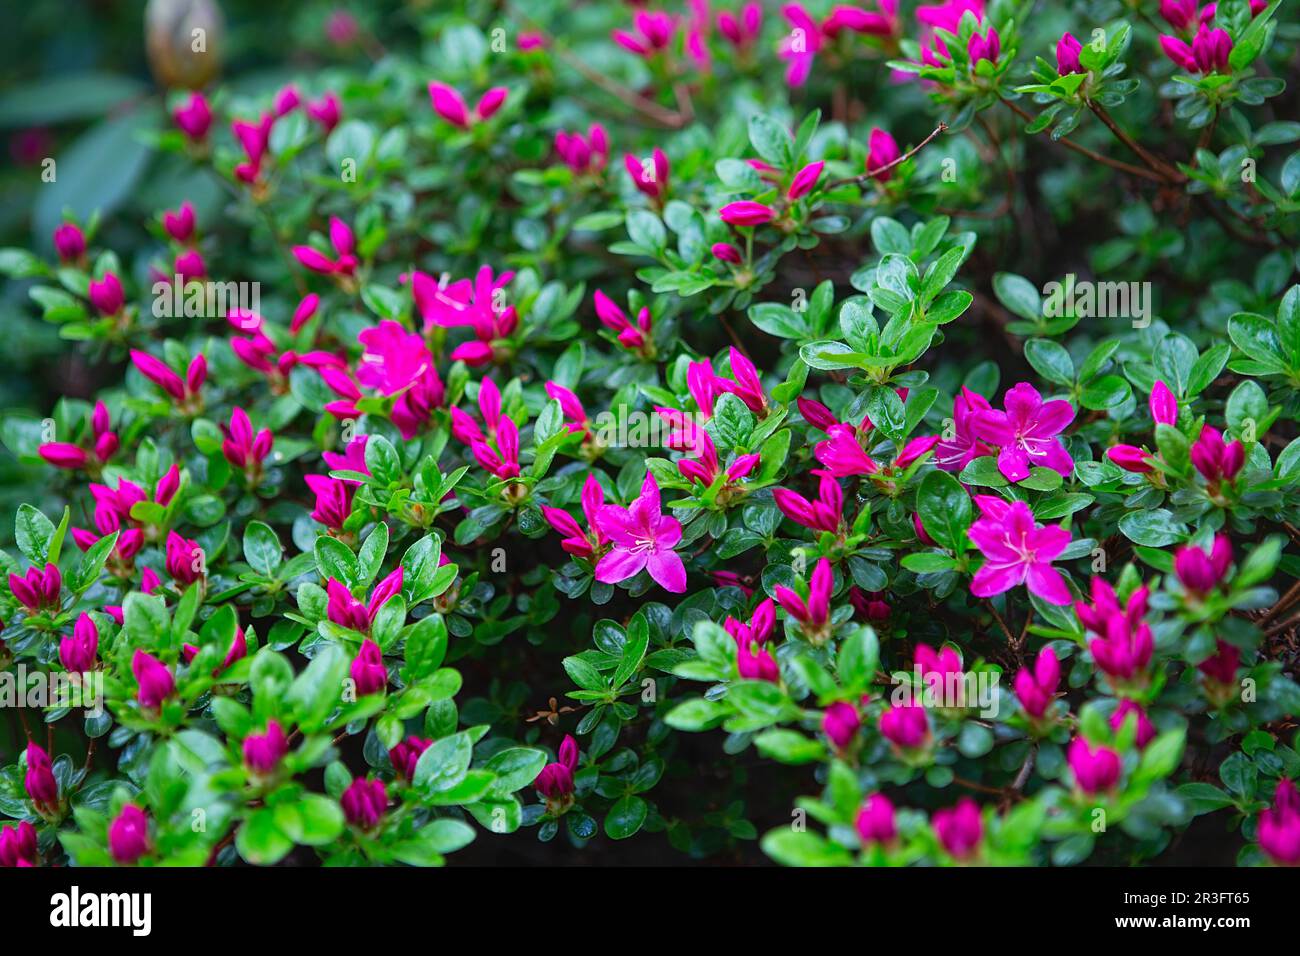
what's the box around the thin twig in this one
[1000,98,1164,182]
[1087,102,1186,182]
[829,123,949,188]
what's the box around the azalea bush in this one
[2,0,1300,869]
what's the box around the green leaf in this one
[604,795,648,839]
[917,470,972,550]
[14,504,55,565]
[243,521,283,577]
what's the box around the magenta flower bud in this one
[1110,700,1157,748]
[306,92,342,133]
[1056,32,1084,75]
[108,804,150,864]
[719,200,776,227]
[342,778,387,829]
[1159,34,1198,71]
[624,148,669,199]
[1106,444,1153,473]
[1160,0,1198,30]
[1013,646,1060,719]
[94,432,119,462]
[855,793,897,845]
[88,272,124,315]
[174,249,205,282]
[1174,535,1232,595]
[0,820,38,867]
[1068,737,1122,794]
[1259,779,1300,866]
[787,160,824,200]
[351,638,387,696]
[186,354,207,395]
[879,701,929,750]
[912,512,936,546]
[1197,639,1240,687]
[933,798,983,859]
[60,612,99,674]
[388,736,432,781]
[38,443,88,469]
[243,720,289,775]
[822,701,861,750]
[24,743,58,809]
[10,564,60,613]
[130,350,185,400]
[1192,25,1232,73]
[165,531,204,585]
[53,223,85,262]
[173,92,213,141]
[475,86,508,121]
[867,127,901,180]
[132,650,175,709]
[736,642,780,682]
[273,84,301,116]
[849,586,890,622]
[1149,380,1177,426]
[162,202,196,243]
[294,245,337,273]
[967,27,1001,66]
[291,293,320,334]
[429,82,471,128]
[711,242,743,264]
[155,464,180,507]
[1190,425,1243,482]
[895,434,940,469]
[535,734,579,800]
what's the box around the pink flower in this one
[856,793,897,845]
[543,474,610,560]
[60,612,99,673]
[711,242,743,264]
[1056,32,1084,75]
[624,148,670,201]
[1106,444,1153,473]
[474,87,508,122]
[822,701,861,750]
[0,820,38,867]
[292,216,357,276]
[555,124,610,175]
[534,735,579,799]
[737,641,780,681]
[613,10,677,56]
[720,200,776,227]
[1259,779,1300,866]
[973,382,1075,481]
[1110,700,1157,748]
[713,347,767,413]
[243,720,289,775]
[132,650,175,709]
[471,415,521,480]
[866,128,901,180]
[37,443,85,469]
[341,778,387,828]
[162,202,196,243]
[1150,380,1178,426]
[1161,25,1232,73]
[165,531,205,585]
[1089,616,1154,683]
[1159,0,1198,30]
[933,797,982,859]
[328,569,403,633]
[1198,639,1240,686]
[109,805,150,864]
[173,92,212,141]
[593,290,654,353]
[594,473,686,593]
[723,598,776,647]
[879,701,930,749]
[1174,535,1232,595]
[291,293,320,333]
[779,4,824,86]
[968,495,1073,605]
[774,557,833,631]
[305,474,355,530]
[967,27,1000,66]
[182,627,247,674]
[1068,738,1122,794]
[130,350,205,403]
[351,638,388,696]
[1013,646,1059,719]
[1190,426,1244,483]
[1075,577,1148,636]
[813,428,879,477]
[53,223,85,262]
[428,82,471,128]
[718,3,763,49]
[221,406,273,473]
[849,586,890,622]
[24,743,58,810]
[9,563,61,614]
[88,272,124,315]
[389,736,433,781]
[306,92,342,133]
[773,473,844,533]
[824,3,898,37]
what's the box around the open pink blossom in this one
[594,473,686,593]
[968,495,1073,605]
[973,382,1075,481]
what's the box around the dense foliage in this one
[2,0,1300,868]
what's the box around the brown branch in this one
[1087,102,1186,183]
[829,123,949,188]
[1000,98,1165,182]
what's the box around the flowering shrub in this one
[1,0,1299,869]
